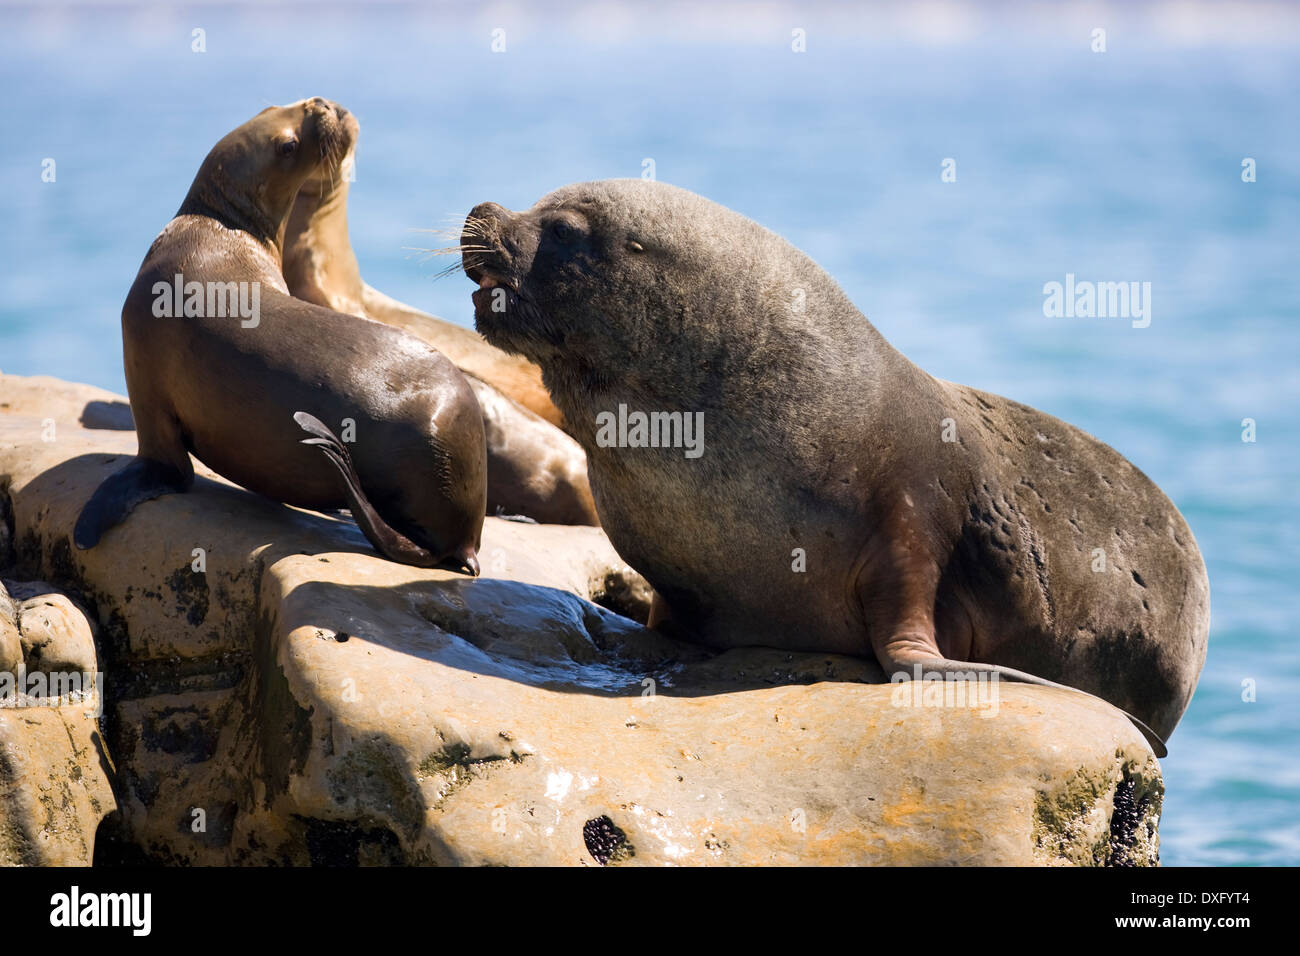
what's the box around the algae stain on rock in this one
[252,609,314,802]
[166,567,209,627]
[417,741,524,811]
[326,737,426,839]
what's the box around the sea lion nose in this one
[463,202,513,282]
[468,202,511,232]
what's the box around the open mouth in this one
[469,267,515,294]
[469,271,521,322]
[471,276,501,305]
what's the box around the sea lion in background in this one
[461,179,1211,755]
[367,292,562,429]
[284,151,562,429]
[283,139,597,525]
[75,99,486,574]
[467,378,599,525]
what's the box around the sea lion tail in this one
[74,458,189,549]
[896,658,1169,758]
[293,411,451,571]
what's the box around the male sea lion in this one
[461,179,1210,755]
[282,136,597,525]
[75,99,486,574]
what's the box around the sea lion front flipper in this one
[292,411,470,572]
[74,457,191,549]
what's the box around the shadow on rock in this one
[15,454,382,571]
[79,401,135,431]
[286,575,888,700]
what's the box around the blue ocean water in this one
[0,2,1296,865]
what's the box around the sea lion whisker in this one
[457,216,496,238]
[415,220,474,239]
[413,223,491,242]
[325,138,345,191]
[402,245,481,272]
[403,244,493,260]
[426,258,479,282]
[434,228,484,242]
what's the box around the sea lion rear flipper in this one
[292,411,452,570]
[74,457,190,549]
[893,656,1169,758]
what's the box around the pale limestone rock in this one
[9,586,98,676]
[0,706,117,866]
[0,570,114,866]
[0,593,20,674]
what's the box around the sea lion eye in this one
[626,240,644,253]
[549,217,581,244]
[278,138,299,157]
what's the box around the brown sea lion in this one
[75,99,486,574]
[460,179,1212,755]
[283,137,597,525]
